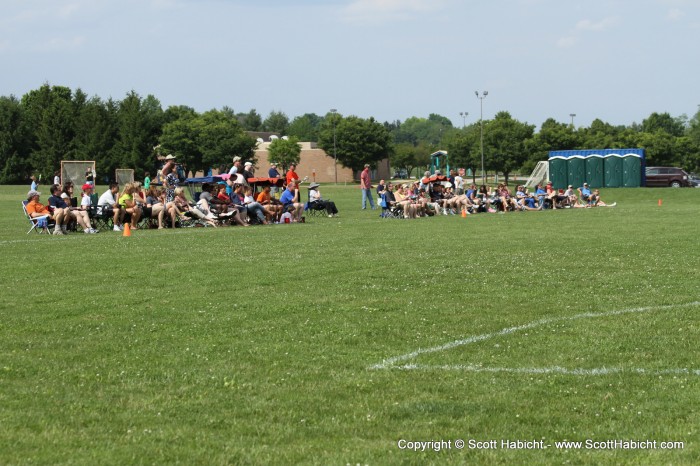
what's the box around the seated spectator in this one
[118,182,143,230]
[308,182,339,217]
[77,184,99,233]
[98,182,125,231]
[280,181,304,222]
[25,189,65,235]
[257,185,283,221]
[394,184,417,219]
[63,182,97,232]
[242,186,269,224]
[47,184,74,234]
[145,186,166,229]
[578,182,593,205]
[279,204,296,223]
[173,187,217,227]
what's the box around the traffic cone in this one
[658,199,662,206]
[461,208,467,218]
[123,223,131,237]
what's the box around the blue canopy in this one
[184,176,224,184]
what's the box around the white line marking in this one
[369,301,700,374]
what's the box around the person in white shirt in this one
[97,182,124,231]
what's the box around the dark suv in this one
[645,167,691,187]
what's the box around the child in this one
[279,204,295,224]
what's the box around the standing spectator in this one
[242,161,255,182]
[53,171,61,186]
[228,156,242,175]
[30,175,39,191]
[286,163,300,187]
[360,164,376,210]
[85,167,94,186]
[162,155,179,204]
[268,163,281,196]
[454,171,465,195]
[376,179,386,207]
[144,172,151,190]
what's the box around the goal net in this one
[524,161,549,188]
[116,169,135,186]
[61,161,96,187]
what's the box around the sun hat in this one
[233,156,242,162]
[309,182,320,189]
[165,154,176,160]
[244,161,253,167]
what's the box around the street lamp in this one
[570,113,576,126]
[330,109,338,184]
[475,91,488,184]
[459,111,468,128]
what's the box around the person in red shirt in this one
[286,163,300,187]
[360,164,376,210]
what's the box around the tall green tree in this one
[267,137,301,173]
[21,84,75,177]
[262,110,289,134]
[237,109,262,131]
[642,112,686,137]
[318,114,392,173]
[392,142,431,179]
[0,95,31,183]
[288,113,322,141]
[483,111,534,184]
[109,91,163,178]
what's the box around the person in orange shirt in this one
[286,163,300,187]
[256,185,282,221]
[25,190,69,235]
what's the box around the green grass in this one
[1,184,699,465]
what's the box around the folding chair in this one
[22,201,55,234]
[305,189,327,218]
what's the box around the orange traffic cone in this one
[658,199,662,206]
[461,208,467,218]
[123,223,131,237]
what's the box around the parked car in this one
[645,166,691,187]
[688,173,700,188]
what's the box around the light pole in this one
[459,111,468,128]
[475,91,488,184]
[570,113,576,126]
[330,108,338,184]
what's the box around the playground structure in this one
[430,150,449,175]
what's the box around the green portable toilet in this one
[622,156,642,187]
[549,158,568,189]
[604,156,623,187]
[585,156,604,188]
[567,157,586,189]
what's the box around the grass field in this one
[1,184,699,465]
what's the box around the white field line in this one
[369,301,700,374]
[391,365,700,376]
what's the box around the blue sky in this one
[1,0,699,129]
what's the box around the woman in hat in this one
[162,155,178,204]
[308,182,338,217]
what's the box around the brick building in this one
[250,139,390,184]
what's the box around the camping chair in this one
[305,189,326,218]
[88,193,114,231]
[380,194,404,219]
[22,201,55,234]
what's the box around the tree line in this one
[1,84,698,184]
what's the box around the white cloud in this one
[36,35,86,52]
[557,36,577,48]
[667,8,685,20]
[575,17,617,32]
[342,0,449,23]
